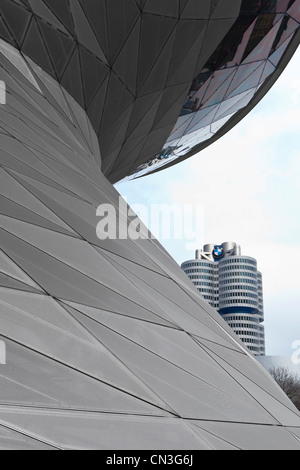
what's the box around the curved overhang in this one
[136,25,300,181]
[0,0,243,181]
[1,1,298,183]
[126,2,300,181]
[1,1,299,183]
[3,0,298,184]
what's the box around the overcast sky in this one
[117,48,300,357]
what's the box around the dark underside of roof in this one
[0,1,299,182]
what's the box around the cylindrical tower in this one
[203,244,215,261]
[257,272,266,355]
[219,255,261,355]
[218,256,259,314]
[181,254,219,309]
[203,243,216,253]
[222,242,236,254]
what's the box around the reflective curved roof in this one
[129,0,300,179]
[0,0,299,183]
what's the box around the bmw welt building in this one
[0,0,299,450]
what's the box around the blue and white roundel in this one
[213,245,224,259]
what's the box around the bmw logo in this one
[213,245,224,260]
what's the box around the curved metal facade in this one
[0,0,299,450]
[129,0,300,178]
[0,0,299,182]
